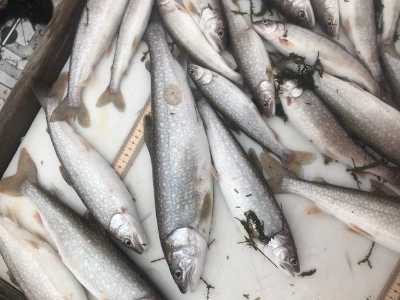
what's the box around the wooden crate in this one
[0,0,84,176]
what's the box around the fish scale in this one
[197,98,299,276]
[21,181,162,300]
[278,176,400,253]
[145,15,213,293]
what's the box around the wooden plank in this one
[0,0,85,176]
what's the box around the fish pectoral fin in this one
[49,72,68,99]
[77,102,91,128]
[97,87,126,112]
[144,114,154,158]
[0,148,38,196]
[58,165,73,187]
[286,150,315,176]
[347,224,373,239]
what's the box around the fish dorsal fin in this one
[0,149,38,197]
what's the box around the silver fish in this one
[381,44,400,99]
[66,0,128,126]
[0,215,87,300]
[145,16,213,293]
[98,0,154,111]
[310,0,340,36]
[265,155,400,253]
[280,79,400,186]
[380,0,400,44]
[313,72,400,166]
[189,64,313,170]
[197,99,300,276]
[0,149,163,300]
[339,0,384,85]
[269,0,316,28]
[221,0,276,116]
[182,0,226,52]
[380,0,400,99]
[156,0,242,84]
[253,20,380,95]
[36,83,148,254]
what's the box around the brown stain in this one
[25,239,40,249]
[33,212,43,225]
[164,84,182,106]
[200,192,213,220]
[305,206,322,215]
[287,97,293,106]
[131,37,139,50]
[348,224,372,238]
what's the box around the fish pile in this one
[0,0,400,298]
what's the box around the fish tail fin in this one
[49,99,91,128]
[259,151,293,194]
[97,86,126,112]
[0,148,38,196]
[285,150,315,176]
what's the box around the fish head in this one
[164,228,207,293]
[252,19,286,40]
[267,230,300,276]
[188,64,213,85]
[291,0,316,28]
[278,79,303,105]
[257,80,276,116]
[110,213,147,254]
[200,8,225,51]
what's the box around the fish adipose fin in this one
[0,148,38,197]
[97,86,126,112]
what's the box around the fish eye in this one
[124,239,133,247]
[298,10,306,19]
[174,269,183,280]
[289,257,298,265]
[217,28,224,38]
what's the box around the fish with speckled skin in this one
[221,0,276,116]
[35,82,148,254]
[98,0,154,111]
[380,0,400,100]
[64,0,128,127]
[0,215,87,300]
[145,16,214,294]
[310,0,339,36]
[0,149,163,300]
[279,79,400,186]
[182,0,226,52]
[268,0,316,28]
[339,0,385,88]
[253,19,380,96]
[156,0,242,84]
[264,154,400,253]
[313,72,400,166]
[380,0,400,45]
[189,64,313,169]
[197,98,300,276]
